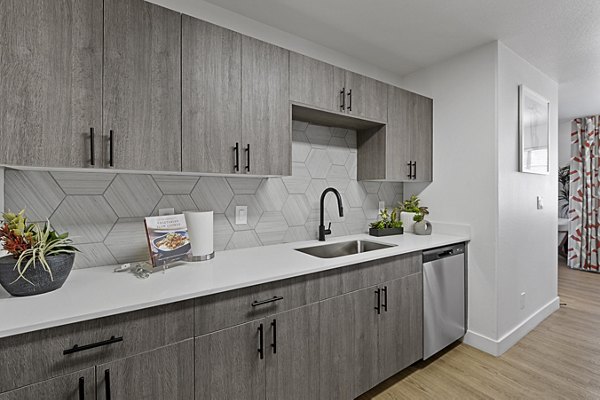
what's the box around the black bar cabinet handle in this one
[90,128,95,166]
[79,377,85,400]
[374,288,381,314]
[109,130,114,167]
[234,142,240,172]
[251,295,283,307]
[104,369,111,400]
[340,87,346,111]
[63,335,123,355]
[382,286,388,312]
[347,89,352,111]
[271,319,277,354]
[258,323,264,359]
[407,162,412,179]
[412,161,417,180]
[245,144,250,172]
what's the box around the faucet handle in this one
[325,222,332,234]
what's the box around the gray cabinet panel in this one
[266,304,320,400]
[195,320,265,400]
[378,273,423,382]
[345,71,388,122]
[353,287,380,397]
[242,36,291,176]
[413,94,433,182]
[0,300,194,393]
[319,292,356,400]
[182,16,242,173]
[385,86,433,182]
[0,0,102,168]
[290,52,344,112]
[103,0,181,171]
[0,368,94,400]
[97,340,194,400]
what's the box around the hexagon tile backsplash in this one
[3,122,403,269]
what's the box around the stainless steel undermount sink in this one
[295,240,396,258]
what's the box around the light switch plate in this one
[235,206,248,225]
[536,196,544,210]
[378,201,385,213]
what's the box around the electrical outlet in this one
[520,292,526,310]
[158,208,174,216]
[235,206,248,225]
[378,201,385,213]
[537,196,544,210]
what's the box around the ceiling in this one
[202,0,600,120]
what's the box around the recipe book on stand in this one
[144,214,192,272]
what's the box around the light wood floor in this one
[358,258,600,399]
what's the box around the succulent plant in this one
[1,210,78,285]
[370,207,403,230]
[398,195,429,222]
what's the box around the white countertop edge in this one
[0,233,469,338]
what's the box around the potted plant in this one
[0,210,78,297]
[369,207,403,237]
[398,195,430,234]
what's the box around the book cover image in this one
[144,214,191,268]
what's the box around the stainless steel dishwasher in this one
[423,243,466,359]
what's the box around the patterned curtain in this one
[568,117,600,271]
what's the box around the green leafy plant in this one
[398,194,429,222]
[370,207,403,230]
[558,165,570,217]
[1,210,78,285]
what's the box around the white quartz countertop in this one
[0,232,468,339]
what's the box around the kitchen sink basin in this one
[295,240,396,258]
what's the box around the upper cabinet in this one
[242,36,291,176]
[0,0,102,168]
[387,87,433,182]
[103,0,181,171]
[1,2,429,181]
[182,17,242,174]
[290,53,388,122]
[290,53,344,113]
[344,71,388,122]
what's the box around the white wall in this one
[403,41,559,355]
[402,42,500,342]
[495,43,559,352]
[149,0,405,87]
[558,120,571,169]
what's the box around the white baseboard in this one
[463,296,560,356]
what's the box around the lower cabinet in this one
[0,368,95,400]
[378,273,423,381]
[319,273,423,399]
[97,340,194,400]
[195,303,320,400]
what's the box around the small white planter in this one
[400,212,417,233]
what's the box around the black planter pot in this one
[368,227,404,237]
[0,253,75,297]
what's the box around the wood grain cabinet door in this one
[0,0,102,168]
[103,0,181,171]
[195,320,265,400]
[377,273,423,382]
[344,71,388,122]
[387,87,433,182]
[289,52,345,112]
[96,340,194,400]
[0,368,94,400]
[182,16,242,174]
[265,303,320,400]
[412,94,433,182]
[241,36,291,176]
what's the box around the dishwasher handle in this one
[423,243,465,263]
